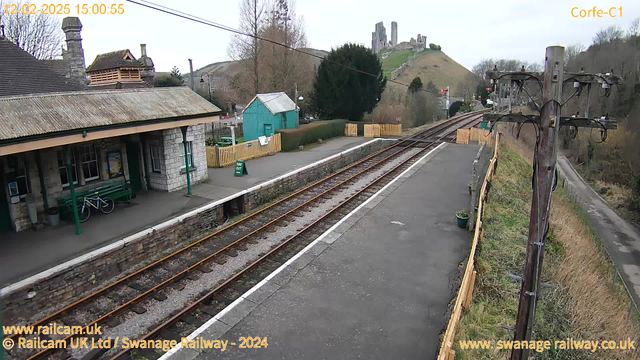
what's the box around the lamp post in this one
[294,82,303,127]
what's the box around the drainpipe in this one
[35,151,49,212]
[65,146,82,235]
[180,126,192,197]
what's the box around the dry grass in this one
[454,135,639,360]
[505,137,640,359]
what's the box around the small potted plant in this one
[456,209,469,228]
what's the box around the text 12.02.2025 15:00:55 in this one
[3,3,125,15]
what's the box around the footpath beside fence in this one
[438,132,500,360]
[206,133,281,168]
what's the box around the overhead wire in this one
[126,0,420,91]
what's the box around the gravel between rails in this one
[63,148,422,360]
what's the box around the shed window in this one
[57,149,78,187]
[179,142,193,169]
[150,145,162,173]
[80,145,100,181]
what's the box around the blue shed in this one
[242,92,298,141]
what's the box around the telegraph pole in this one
[509,46,564,360]
[188,58,195,91]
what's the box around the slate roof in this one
[0,37,84,97]
[245,92,297,115]
[0,87,221,142]
[86,50,144,72]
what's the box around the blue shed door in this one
[264,124,273,137]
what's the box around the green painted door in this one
[126,143,143,193]
[264,124,273,137]
[0,174,12,233]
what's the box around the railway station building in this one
[0,88,221,233]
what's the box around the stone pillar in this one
[61,17,86,86]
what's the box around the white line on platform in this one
[1,138,395,297]
[158,141,447,360]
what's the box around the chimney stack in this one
[139,44,155,87]
[61,17,87,86]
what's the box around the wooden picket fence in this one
[345,123,358,137]
[456,128,493,147]
[206,133,281,168]
[437,132,500,360]
[363,124,402,138]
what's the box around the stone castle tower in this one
[61,17,87,86]
[391,21,398,47]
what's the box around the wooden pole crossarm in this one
[483,113,618,129]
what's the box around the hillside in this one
[383,49,474,95]
[177,48,329,88]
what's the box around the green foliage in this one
[278,120,346,151]
[449,101,463,116]
[155,66,184,87]
[311,43,386,121]
[476,82,491,105]
[460,101,475,113]
[381,49,413,69]
[429,43,442,50]
[408,77,423,94]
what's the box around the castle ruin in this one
[371,21,426,54]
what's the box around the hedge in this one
[279,120,346,151]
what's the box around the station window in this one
[15,157,30,197]
[179,142,193,170]
[150,145,162,173]
[57,149,78,187]
[80,145,100,182]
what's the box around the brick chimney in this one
[139,43,155,87]
[61,17,87,86]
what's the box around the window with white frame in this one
[57,149,78,187]
[80,145,100,181]
[179,142,193,170]
[150,145,162,173]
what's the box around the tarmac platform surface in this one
[0,137,372,287]
[169,143,480,360]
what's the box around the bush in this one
[428,43,442,50]
[279,120,346,151]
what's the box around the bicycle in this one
[77,195,115,223]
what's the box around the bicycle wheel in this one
[78,204,91,223]
[100,197,115,214]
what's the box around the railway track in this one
[5,111,484,360]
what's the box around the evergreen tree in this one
[408,77,423,94]
[311,43,386,121]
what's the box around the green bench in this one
[56,180,132,217]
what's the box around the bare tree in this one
[593,25,624,45]
[472,59,494,79]
[628,18,640,37]
[565,43,585,65]
[228,0,266,95]
[0,0,63,59]
[259,0,310,95]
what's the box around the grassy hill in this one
[382,49,474,95]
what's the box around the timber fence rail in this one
[206,133,281,168]
[437,131,500,360]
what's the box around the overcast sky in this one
[52,0,639,73]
